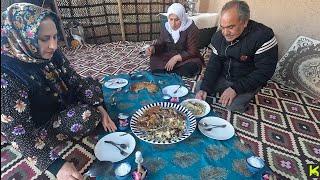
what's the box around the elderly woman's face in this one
[168,14,181,31]
[38,18,58,59]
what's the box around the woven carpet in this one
[1,41,319,180]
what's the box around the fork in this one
[173,85,182,94]
[104,141,129,156]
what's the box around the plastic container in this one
[118,113,129,131]
[246,156,265,174]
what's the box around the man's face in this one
[220,7,248,42]
[38,18,58,59]
[168,14,182,31]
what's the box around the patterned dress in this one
[1,51,103,171]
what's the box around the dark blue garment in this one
[1,50,103,173]
[1,51,78,127]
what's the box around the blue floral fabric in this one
[100,71,271,179]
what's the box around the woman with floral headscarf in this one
[147,3,204,78]
[1,3,116,179]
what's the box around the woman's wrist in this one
[97,105,105,112]
[176,54,182,61]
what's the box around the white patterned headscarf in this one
[165,3,192,43]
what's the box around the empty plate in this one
[198,116,235,140]
[94,132,136,162]
[162,85,188,98]
[104,78,128,89]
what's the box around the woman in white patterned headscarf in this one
[147,3,204,78]
[165,3,193,43]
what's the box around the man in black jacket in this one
[196,0,278,112]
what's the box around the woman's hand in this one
[57,162,83,180]
[165,54,182,71]
[145,46,154,56]
[97,106,117,132]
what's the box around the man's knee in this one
[226,93,255,113]
[226,103,249,113]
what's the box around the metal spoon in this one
[204,125,227,131]
[104,140,128,150]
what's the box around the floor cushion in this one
[272,36,320,99]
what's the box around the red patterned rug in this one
[1,41,319,180]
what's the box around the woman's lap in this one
[48,104,100,141]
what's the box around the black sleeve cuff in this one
[200,80,214,95]
[47,158,65,176]
[231,84,242,94]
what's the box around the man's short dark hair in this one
[221,0,250,22]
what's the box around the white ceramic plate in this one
[162,85,188,98]
[94,132,136,162]
[130,102,196,144]
[198,116,235,140]
[180,99,210,118]
[104,78,128,89]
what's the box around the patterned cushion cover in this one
[272,36,320,99]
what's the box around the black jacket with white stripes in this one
[201,20,278,94]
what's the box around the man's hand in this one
[195,90,207,101]
[219,87,237,107]
[57,162,83,180]
[145,46,154,56]
[165,55,182,71]
[97,106,117,132]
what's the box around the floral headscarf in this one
[1,3,59,63]
[1,3,69,99]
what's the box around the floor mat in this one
[1,41,319,180]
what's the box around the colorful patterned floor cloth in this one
[1,41,319,180]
